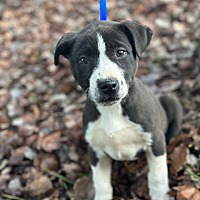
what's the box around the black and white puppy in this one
[54,20,182,200]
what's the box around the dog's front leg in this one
[89,148,112,200]
[146,149,172,200]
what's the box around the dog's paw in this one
[151,194,174,200]
[94,194,112,200]
[94,186,112,200]
[164,194,174,200]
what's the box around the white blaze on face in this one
[88,33,128,104]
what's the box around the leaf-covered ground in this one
[0,0,200,199]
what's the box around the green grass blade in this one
[185,165,200,183]
[1,194,24,200]
[44,168,74,185]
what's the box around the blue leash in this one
[99,0,107,20]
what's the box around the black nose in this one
[98,78,119,95]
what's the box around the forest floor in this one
[0,0,200,199]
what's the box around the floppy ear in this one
[119,20,153,58]
[54,32,77,66]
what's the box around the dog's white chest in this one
[85,104,152,160]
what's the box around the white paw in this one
[94,186,113,200]
[164,194,174,200]
[94,194,112,200]
[151,193,174,200]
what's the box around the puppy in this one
[54,20,182,200]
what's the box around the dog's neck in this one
[97,103,135,138]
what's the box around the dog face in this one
[54,20,152,106]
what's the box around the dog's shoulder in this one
[122,78,168,133]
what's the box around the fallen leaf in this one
[31,104,41,121]
[73,176,94,200]
[0,142,11,160]
[169,144,188,175]
[0,174,11,190]
[0,88,10,108]
[192,191,200,200]
[9,151,24,165]
[37,132,61,153]
[63,162,81,179]
[29,175,53,196]
[176,186,200,200]
[40,154,59,171]
[130,176,148,199]
[160,79,182,92]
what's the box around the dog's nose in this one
[98,78,119,95]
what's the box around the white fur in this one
[88,33,128,104]
[92,156,112,200]
[146,151,171,200]
[85,103,152,161]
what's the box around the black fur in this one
[54,19,182,163]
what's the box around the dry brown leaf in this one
[176,186,200,200]
[193,134,200,147]
[9,151,24,165]
[63,162,81,180]
[37,132,61,153]
[160,79,182,93]
[0,174,11,189]
[40,154,59,171]
[32,104,41,121]
[29,175,53,196]
[42,132,61,152]
[183,79,196,89]
[192,191,200,200]
[0,89,10,108]
[130,176,148,199]
[73,176,94,200]
[169,144,188,175]
[0,142,11,160]
[168,133,192,153]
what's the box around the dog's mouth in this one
[98,95,121,106]
[88,89,122,106]
[88,85,128,106]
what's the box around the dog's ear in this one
[119,21,153,58]
[54,32,77,66]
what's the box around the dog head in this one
[54,20,152,106]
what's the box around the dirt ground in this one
[0,0,200,199]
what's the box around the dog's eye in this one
[78,56,88,65]
[116,49,127,58]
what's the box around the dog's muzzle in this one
[97,78,120,105]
